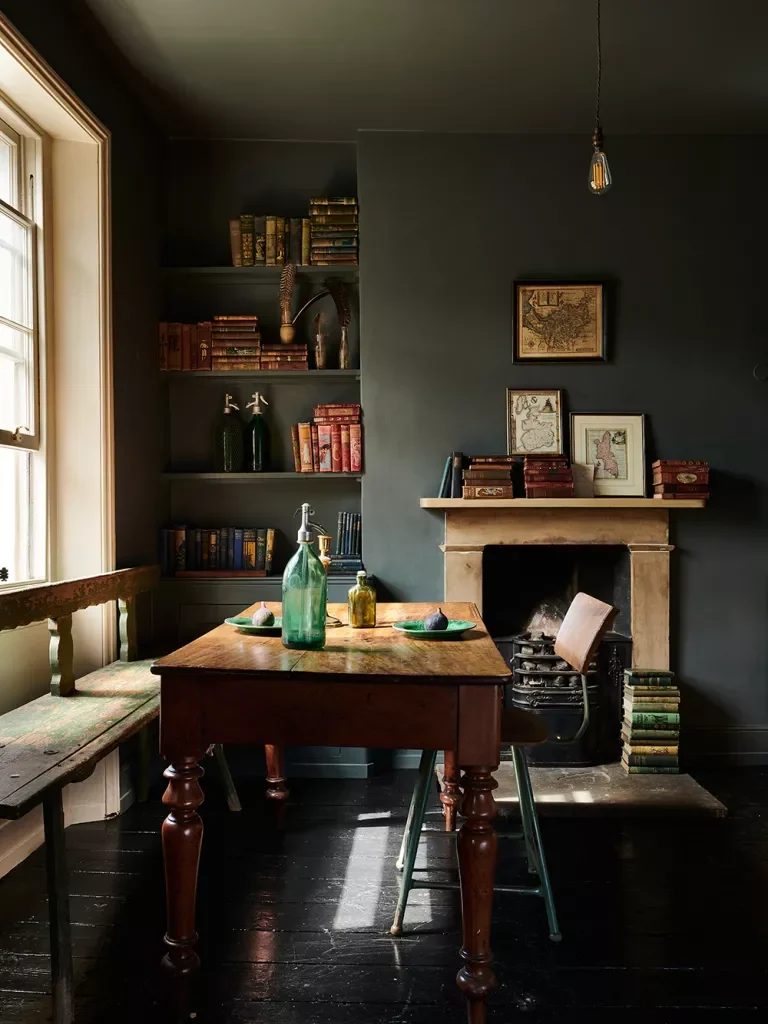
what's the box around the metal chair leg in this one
[43,789,74,1024]
[390,749,437,935]
[512,746,561,942]
[212,743,242,812]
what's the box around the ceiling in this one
[80,0,768,138]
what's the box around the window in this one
[0,112,44,588]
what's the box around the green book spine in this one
[624,766,680,774]
[253,215,266,265]
[624,701,680,712]
[624,669,674,679]
[265,216,277,265]
[626,712,680,725]
[240,214,254,266]
[622,729,679,740]
[256,528,267,571]
[623,754,678,766]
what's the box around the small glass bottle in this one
[348,570,376,628]
[281,503,327,650]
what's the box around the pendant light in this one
[588,0,612,195]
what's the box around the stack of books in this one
[462,455,514,498]
[621,669,680,774]
[260,341,308,371]
[161,525,275,577]
[330,511,362,575]
[290,403,363,473]
[230,215,312,267]
[160,321,212,371]
[653,460,709,501]
[211,315,261,371]
[309,197,359,266]
[523,456,574,498]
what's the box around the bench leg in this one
[43,789,74,1024]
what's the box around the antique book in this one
[311,239,359,249]
[654,492,709,500]
[254,215,266,265]
[525,487,575,498]
[653,470,709,485]
[259,362,309,371]
[340,424,351,472]
[219,528,228,570]
[256,528,267,571]
[211,347,261,357]
[463,469,513,481]
[462,485,513,499]
[233,529,244,569]
[310,196,358,205]
[311,259,359,266]
[290,424,301,471]
[624,712,680,725]
[229,218,243,266]
[158,322,168,370]
[301,218,311,264]
[194,530,203,571]
[623,754,678,767]
[350,423,362,473]
[450,451,464,497]
[623,766,679,774]
[173,526,187,571]
[167,323,182,370]
[625,686,680,696]
[208,529,219,570]
[310,214,359,225]
[314,415,360,424]
[624,701,680,712]
[243,530,257,570]
[625,694,680,703]
[189,325,198,370]
[240,214,255,266]
[524,479,574,488]
[211,360,262,371]
[265,528,275,574]
[311,424,320,472]
[318,423,332,471]
[298,422,313,472]
[470,455,516,465]
[651,460,708,470]
[289,218,302,263]
[622,743,679,755]
[621,729,679,741]
[314,404,360,416]
[265,215,277,265]
[330,423,343,472]
[226,529,235,570]
[625,669,675,679]
[275,216,286,264]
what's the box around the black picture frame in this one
[513,281,607,362]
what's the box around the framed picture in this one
[570,413,646,496]
[506,389,564,456]
[514,282,606,361]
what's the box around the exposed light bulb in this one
[588,129,611,195]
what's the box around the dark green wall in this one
[358,131,768,761]
[0,0,162,568]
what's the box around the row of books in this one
[329,511,363,575]
[621,669,680,774]
[653,460,710,500]
[228,197,359,268]
[158,316,312,371]
[161,526,275,577]
[438,452,516,499]
[523,455,574,498]
[308,197,358,266]
[290,403,363,473]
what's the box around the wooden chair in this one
[390,592,618,942]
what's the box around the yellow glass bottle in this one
[348,570,376,628]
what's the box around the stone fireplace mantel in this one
[420,497,706,670]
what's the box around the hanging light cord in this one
[594,0,602,136]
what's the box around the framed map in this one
[570,413,646,496]
[514,282,606,361]
[506,389,563,456]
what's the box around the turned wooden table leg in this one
[457,766,498,1024]
[440,749,460,832]
[265,744,290,802]
[161,757,204,976]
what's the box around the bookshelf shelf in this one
[162,265,358,282]
[162,369,360,381]
[164,472,362,482]
[158,574,362,585]
[420,497,706,509]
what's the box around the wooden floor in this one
[1,766,767,1022]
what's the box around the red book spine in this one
[167,323,182,370]
[313,415,361,424]
[311,424,320,472]
[318,424,332,471]
[159,322,168,370]
[330,423,342,472]
[340,425,351,472]
[197,322,212,370]
[349,423,362,473]
[189,324,198,370]
[181,324,191,370]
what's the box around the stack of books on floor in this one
[621,669,680,774]
[260,341,308,371]
[652,460,709,501]
[230,215,312,266]
[329,511,362,575]
[161,525,275,577]
[309,197,359,265]
[211,315,261,371]
[291,403,363,473]
[523,455,574,498]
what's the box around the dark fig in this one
[252,601,275,626]
[424,607,449,631]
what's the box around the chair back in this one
[554,592,618,674]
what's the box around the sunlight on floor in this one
[332,811,392,930]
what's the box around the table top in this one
[152,601,510,685]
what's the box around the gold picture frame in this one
[514,282,606,361]
[570,413,646,496]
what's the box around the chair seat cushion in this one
[501,707,549,747]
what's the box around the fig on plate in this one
[424,607,449,631]
[252,602,275,626]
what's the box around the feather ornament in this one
[279,261,297,341]
[325,277,351,328]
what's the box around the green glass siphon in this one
[281,503,327,650]
[348,570,376,628]
[214,393,244,472]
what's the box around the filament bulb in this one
[588,148,612,195]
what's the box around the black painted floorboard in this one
[0,767,767,1022]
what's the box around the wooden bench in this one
[0,566,160,1024]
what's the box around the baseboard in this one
[0,809,45,879]
[284,759,377,779]
[683,726,768,767]
[392,750,445,770]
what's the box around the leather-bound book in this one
[349,423,362,473]
[311,424,320,472]
[265,216,277,265]
[181,324,191,370]
[298,422,313,472]
[275,216,286,264]
[340,424,351,472]
[243,530,256,569]
[189,324,198,369]
[254,215,266,265]
[229,218,242,266]
[301,218,311,265]
[240,214,255,266]
[318,424,332,471]
[256,529,267,571]
[265,528,275,574]
[462,485,513,498]
[450,451,464,497]
[289,218,302,263]
[167,323,182,370]
[196,322,212,370]
[330,423,343,472]
[290,424,301,471]
[159,322,168,370]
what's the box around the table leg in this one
[161,757,204,976]
[265,744,290,802]
[440,749,460,832]
[456,766,498,1024]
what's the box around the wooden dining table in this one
[152,601,510,1023]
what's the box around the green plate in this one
[225,615,282,636]
[391,619,477,640]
